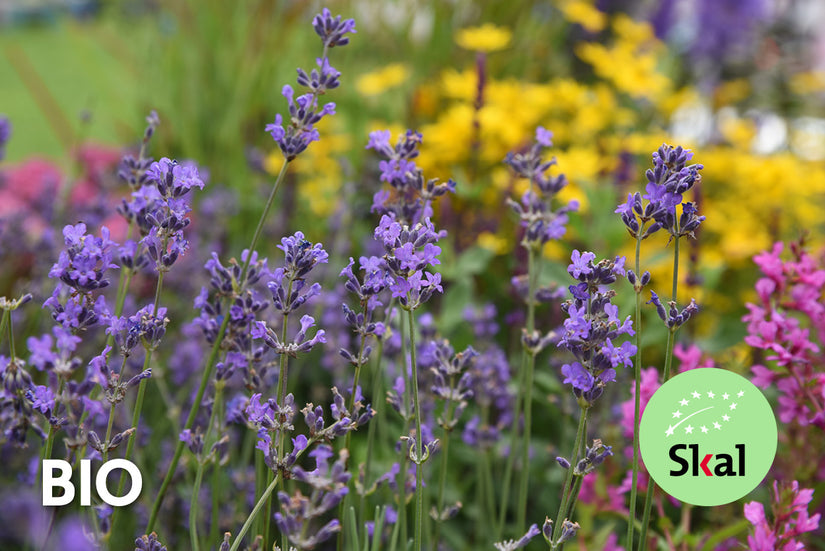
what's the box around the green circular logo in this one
[639,368,777,506]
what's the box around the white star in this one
[665,425,675,436]
[713,422,722,430]
[685,425,694,434]
[707,391,715,399]
[692,391,701,399]
[672,410,682,418]
[722,414,730,421]
[680,398,690,406]
[700,425,709,433]
[722,393,730,400]
[730,402,737,410]
[737,390,745,398]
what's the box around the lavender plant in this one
[616,144,704,550]
[498,127,578,536]
[375,213,444,551]
[3,7,818,551]
[546,251,632,549]
[146,8,355,539]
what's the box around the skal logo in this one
[640,368,777,506]
[42,459,142,507]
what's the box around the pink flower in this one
[745,481,820,550]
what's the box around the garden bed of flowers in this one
[1,2,823,550]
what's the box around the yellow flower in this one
[559,0,607,33]
[714,79,752,106]
[611,14,655,46]
[718,113,756,149]
[478,231,510,255]
[440,68,477,100]
[789,71,825,95]
[413,83,440,118]
[455,24,512,52]
[356,63,410,97]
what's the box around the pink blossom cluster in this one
[745,480,820,550]
[744,241,825,428]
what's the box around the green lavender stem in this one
[360,335,386,536]
[270,276,296,551]
[244,160,289,276]
[110,271,165,540]
[396,312,410,550]
[638,236,680,551]
[190,383,224,551]
[516,245,540,532]
[209,387,225,547]
[552,405,588,546]
[406,308,424,551]
[5,308,14,363]
[101,404,116,463]
[230,472,282,551]
[253,450,265,541]
[147,159,290,534]
[497,242,541,539]
[190,464,205,551]
[433,386,456,546]
[496,352,527,539]
[480,446,496,542]
[626,226,645,550]
[42,379,64,464]
[339,301,370,551]
[147,308,231,533]
[0,309,8,351]
[229,431,319,551]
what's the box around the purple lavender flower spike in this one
[375,215,444,310]
[48,223,118,293]
[366,129,455,223]
[505,128,577,248]
[617,144,705,243]
[267,10,353,161]
[312,8,357,48]
[557,251,635,405]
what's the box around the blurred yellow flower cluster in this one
[356,63,410,96]
[560,0,607,33]
[265,4,824,315]
[576,14,671,101]
[455,24,512,52]
[394,5,825,324]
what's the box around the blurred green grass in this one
[0,19,141,160]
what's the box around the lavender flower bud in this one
[542,517,553,542]
[558,520,580,544]
[312,8,356,48]
[108,428,136,451]
[135,532,168,551]
[87,430,103,453]
[648,291,667,321]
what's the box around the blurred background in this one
[2,0,825,353]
